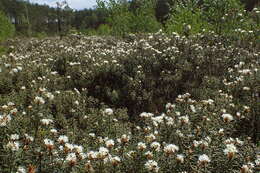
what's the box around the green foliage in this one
[32,32,48,39]
[81,28,97,36]
[201,0,251,34]
[108,10,132,36]
[98,0,161,36]
[164,0,260,38]
[165,6,212,35]
[0,11,14,55]
[97,24,112,35]
[0,46,7,56]
[128,5,162,34]
[0,11,15,41]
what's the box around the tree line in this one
[0,0,107,36]
[0,0,259,37]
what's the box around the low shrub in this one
[0,32,259,172]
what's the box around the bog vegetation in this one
[0,0,259,172]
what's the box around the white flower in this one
[243,87,250,91]
[74,100,79,105]
[198,154,211,164]
[137,142,147,151]
[44,139,54,150]
[193,140,201,148]
[235,138,244,145]
[2,105,8,110]
[140,112,154,118]
[175,111,181,116]
[222,113,234,122]
[185,24,191,31]
[202,99,214,105]
[111,156,121,166]
[224,137,235,144]
[16,166,26,173]
[10,134,19,141]
[11,68,18,73]
[17,66,22,71]
[144,160,159,172]
[89,133,96,137]
[104,108,113,115]
[98,147,109,159]
[176,154,185,163]
[190,105,196,113]
[85,161,94,172]
[205,137,211,143]
[165,116,174,126]
[164,144,179,155]
[0,114,12,126]
[240,164,253,173]
[87,151,98,160]
[45,92,54,100]
[40,119,53,125]
[176,130,184,137]
[44,139,53,145]
[105,139,115,148]
[145,151,154,159]
[224,144,238,159]
[34,96,45,104]
[50,128,58,134]
[224,144,238,154]
[179,115,189,124]
[255,158,260,166]
[96,136,104,143]
[59,146,64,151]
[24,134,34,142]
[74,145,83,153]
[118,134,130,144]
[8,102,15,106]
[166,103,175,110]
[65,143,74,151]
[6,141,20,151]
[10,108,18,115]
[145,134,156,143]
[58,135,69,144]
[218,128,224,135]
[79,152,87,160]
[151,114,165,127]
[66,153,77,165]
[150,142,161,151]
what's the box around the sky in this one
[30,0,101,10]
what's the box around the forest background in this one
[0,0,259,40]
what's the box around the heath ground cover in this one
[0,31,259,172]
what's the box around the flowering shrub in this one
[0,31,259,172]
